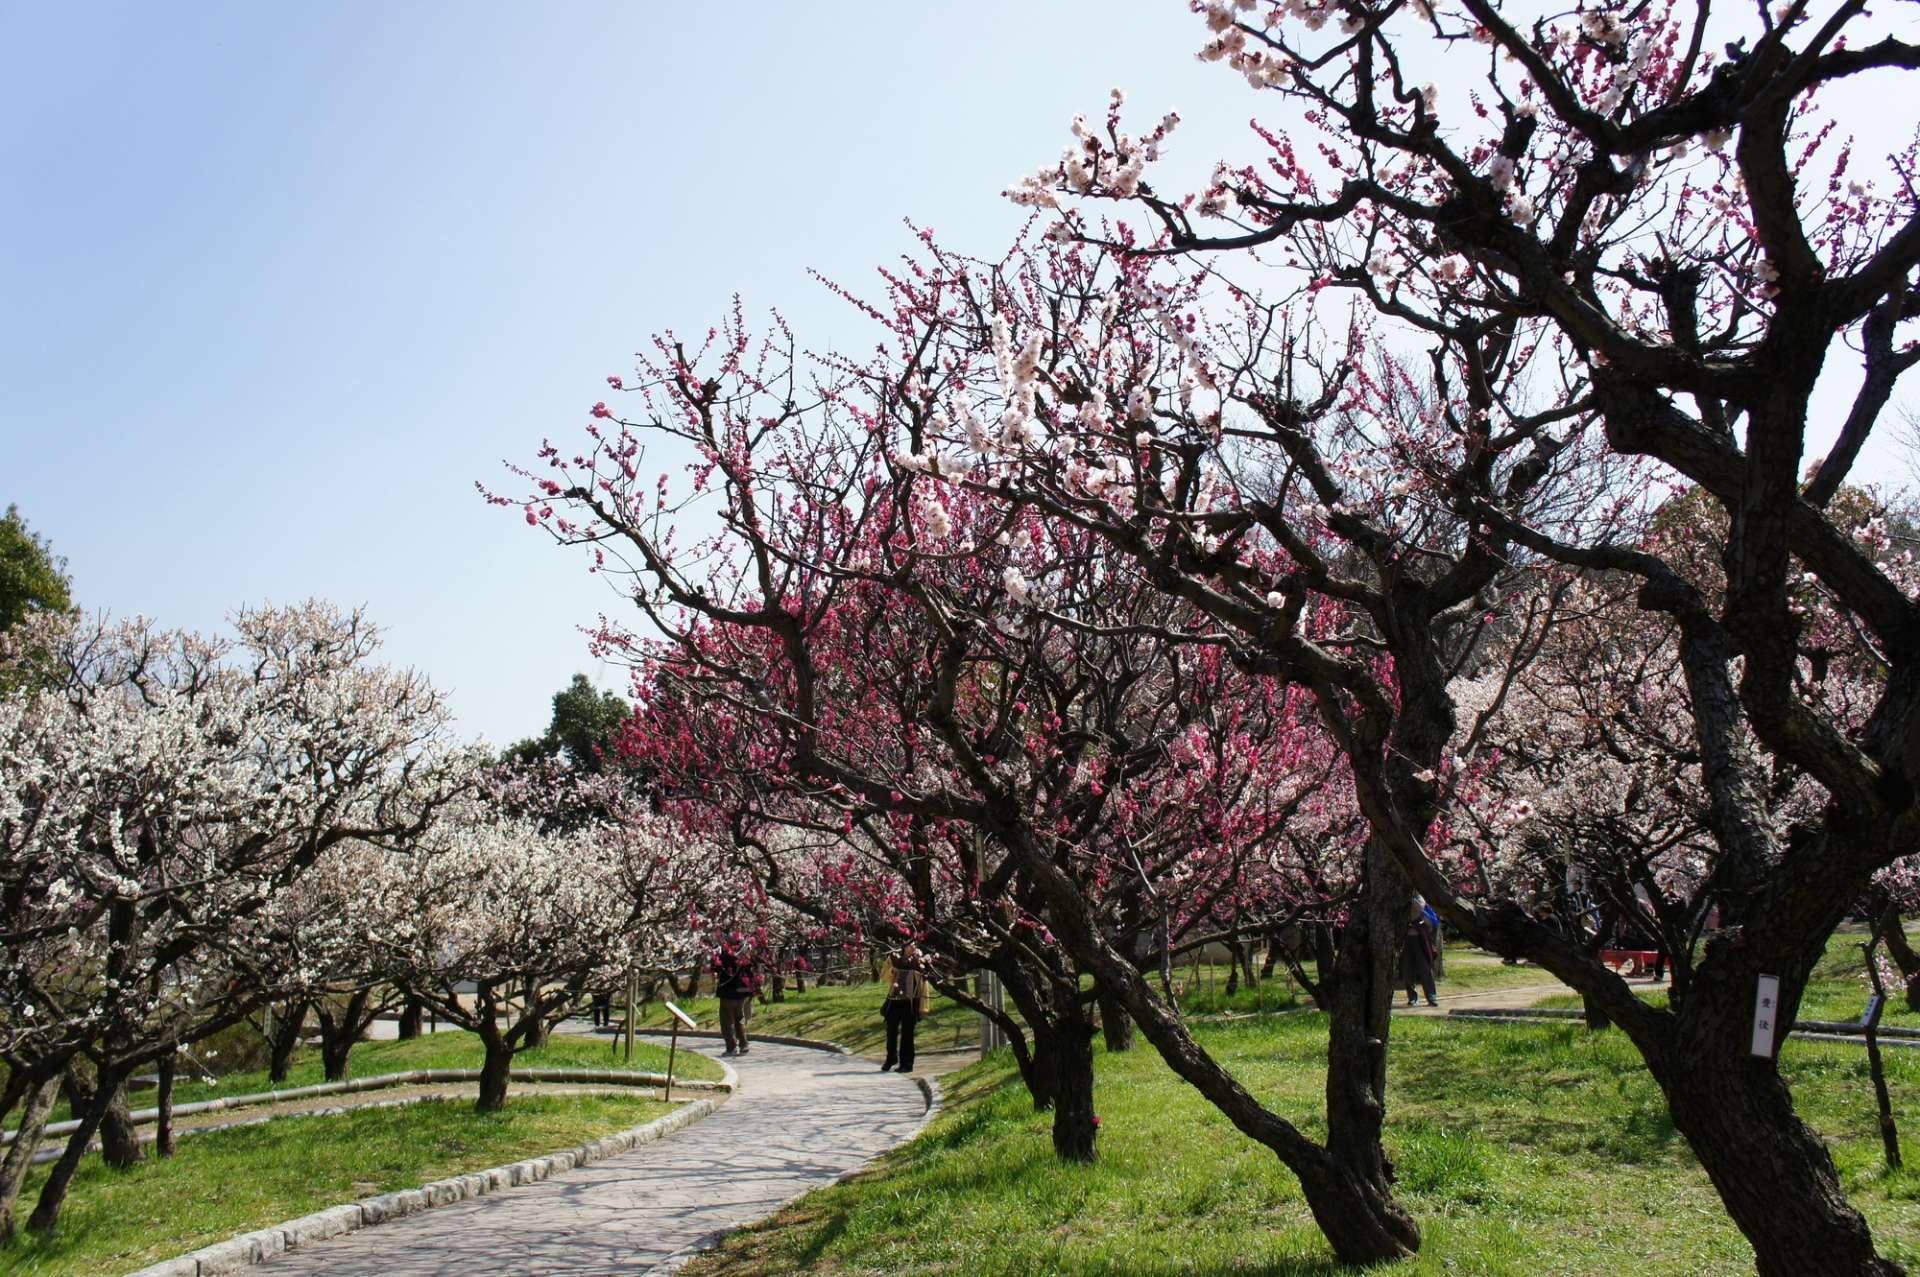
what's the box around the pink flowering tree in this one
[0,604,472,1237]
[498,291,1459,1256]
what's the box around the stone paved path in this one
[259,1038,927,1276]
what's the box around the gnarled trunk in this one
[319,1031,356,1083]
[1615,936,1901,1277]
[98,1079,142,1169]
[267,1000,306,1083]
[397,997,426,1041]
[155,1056,178,1158]
[1047,1012,1098,1162]
[0,1074,57,1241]
[29,1066,123,1234]
[475,992,513,1113]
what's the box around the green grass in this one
[0,1092,681,1277]
[1530,926,1920,1027]
[683,1011,1920,1275]
[664,981,986,1057]
[19,1030,720,1131]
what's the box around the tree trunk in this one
[1097,985,1134,1052]
[476,1035,512,1113]
[1225,933,1243,999]
[1645,953,1904,1277]
[1048,1012,1099,1162]
[28,1070,119,1234]
[1261,926,1284,980]
[268,1000,306,1083]
[320,1027,356,1082]
[98,1079,143,1170]
[1581,992,1613,1031]
[1317,840,1420,1254]
[0,1075,57,1242]
[1661,1048,1900,1275]
[397,997,426,1041]
[155,1056,178,1158]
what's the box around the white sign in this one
[1751,974,1781,1058]
[664,1000,698,1031]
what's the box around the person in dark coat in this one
[1402,898,1439,1007]
[880,948,930,1072]
[712,934,757,1057]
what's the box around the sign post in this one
[663,1001,698,1102]
[624,965,637,1064]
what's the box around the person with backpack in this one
[879,947,931,1072]
[712,934,757,1058]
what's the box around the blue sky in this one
[1,1,1258,746]
[2,2,1912,747]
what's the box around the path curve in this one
[257,1038,926,1276]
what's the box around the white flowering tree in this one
[367,777,709,1112]
[0,603,472,1237]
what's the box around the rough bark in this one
[476,1024,513,1113]
[0,1075,57,1241]
[155,1056,178,1158]
[1047,1013,1099,1162]
[1097,984,1134,1052]
[397,997,426,1041]
[98,1079,143,1170]
[267,1000,305,1083]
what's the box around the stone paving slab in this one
[257,1039,926,1276]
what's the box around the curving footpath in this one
[257,1038,927,1276]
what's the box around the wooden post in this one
[624,964,636,1064]
[665,1021,678,1104]
[662,1001,697,1104]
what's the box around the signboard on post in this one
[1751,974,1782,1058]
[662,1001,698,1102]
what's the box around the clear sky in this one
[2,2,1912,747]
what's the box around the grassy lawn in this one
[18,1030,720,1130]
[683,1011,1920,1276]
[0,1091,682,1277]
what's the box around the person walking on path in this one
[879,948,930,1072]
[590,989,614,1028]
[1402,898,1439,1007]
[713,934,757,1057]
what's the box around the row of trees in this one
[0,605,720,1239]
[508,1,1919,1272]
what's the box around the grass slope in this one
[685,1003,1920,1275]
[0,1091,681,1277]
